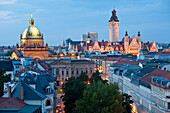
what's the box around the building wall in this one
[109,22,119,42]
[52,63,95,86]
[108,67,170,113]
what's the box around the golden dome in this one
[21,15,42,39]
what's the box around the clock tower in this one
[109,9,119,42]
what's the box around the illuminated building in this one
[11,15,57,60]
[81,32,98,42]
[109,9,119,42]
[85,9,158,55]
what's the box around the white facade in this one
[109,21,119,42]
[109,66,170,113]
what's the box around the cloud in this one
[0,11,15,19]
[36,9,45,12]
[0,0,17,5]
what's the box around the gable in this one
[50,60,66,65]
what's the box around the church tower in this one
[109,9,119,42]
[124,31,129,53]
[137,31,142,50]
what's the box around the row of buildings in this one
[109,64,170,113]
[10,9,160,61]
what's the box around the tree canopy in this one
[62,70,133,113]
[62,77,86,113]
[0,69,11,97]
[75,81,125,113]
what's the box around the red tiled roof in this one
[148,69,168,77]
[145,42,153,50]
[15,68,52,77]
[0,97,26,109]
[140,69,170,87]
[156,52,170,55]
[0,47,16,52]
[15,69,26,77]
[113,60,146,65]
[162,72,170,80]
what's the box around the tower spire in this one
[109,8,119,42]
[29,13,34,26]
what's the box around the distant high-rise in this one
[81,32,98,42]
[109,9,119,42]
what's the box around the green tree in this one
[122,93,133,113]
[0,69,11,97]
[5,51,13,56]
[63,77,86,113]
[78,72,89,82]
[89,70,107,84]
[75,81,125,113]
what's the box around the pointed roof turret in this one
[63,40,65,47]
[138,31,141,36]
[109,9,119,22]
[125,31,128,36]
[140,44,149,55]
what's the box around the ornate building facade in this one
[51,59,95,86]
[85,9,158,55]
[86,31,158,55]
[11,15,57,60]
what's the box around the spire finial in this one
[125,31,128,36]
[31,13,32,18]
[138,31,141,36]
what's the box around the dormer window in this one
[46,86,51,93]
[152,77,155,83]
[156,79,158,84]
[161,80,163,85]
[167,82,170,88]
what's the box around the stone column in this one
[59,68,62,84]
[54,68,56,77]
[64,68,66,81]
[69,68,71,78]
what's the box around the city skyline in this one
[0,0,170,46]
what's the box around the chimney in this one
[21,87,24,101]
[8,86,11,97]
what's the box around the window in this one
[168,103,170,109]
[46,100,51,106]
[56,68,59,75]
[77,70,79,74]
[156,79,158,83]
[91,70,92,74]
[15,66,19,68]
[67,71,69,75]
[46,87,51,93]
[62,71,64,75]
[86,70,88,74]
[72,71,74,74]
[140,99,142,105]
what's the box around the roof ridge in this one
[21,80,46,100]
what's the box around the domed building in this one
[11,15,56,60]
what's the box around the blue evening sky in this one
[0,0,170,46]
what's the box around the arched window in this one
[77,70,79,74]
[86,70,88,74]
[56,68,59,75]
[46,99,51,106]
[46,86,51,93]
